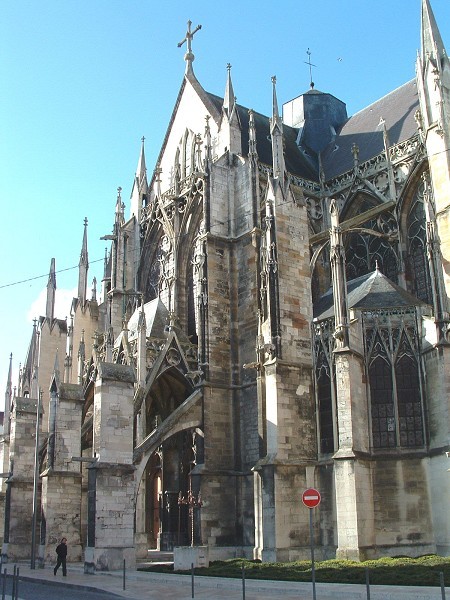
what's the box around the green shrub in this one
[138,554,450,587]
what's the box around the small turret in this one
[270,76,285,179]
[283,88,347,155]
[130,137,148,220]
[46,258,56,322]
[78,218,89,305]
[220,64,242,156]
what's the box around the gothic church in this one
[2,0,450,570]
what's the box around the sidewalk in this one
[7,561,449,600]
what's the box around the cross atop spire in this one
[304,48,317,89]
[178,20,202,74]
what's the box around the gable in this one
[153,75,221,193]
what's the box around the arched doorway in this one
[134,374,203,551]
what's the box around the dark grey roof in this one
[314,268,427,320]
[206,80,419,184]
[206,92,319,181]
[128,298,170,341]
[322,80,419,180]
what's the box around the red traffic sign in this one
[302,488,321,508]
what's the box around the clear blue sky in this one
[1,0,449,406]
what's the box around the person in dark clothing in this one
[54,537,67,576]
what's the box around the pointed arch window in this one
[365,315,425,450]
[369,355,396,448]
[174,130,196,182]
[313,320,336,455]
[396,354,424,447]
[406,182,433,304]
[345,204,399,284]
[317,367,334,454]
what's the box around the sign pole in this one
[309,507,316,600]
[302,488,321,600]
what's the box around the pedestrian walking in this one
[53,537,67,577]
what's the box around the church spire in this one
[220,63,241,156]
[223,63,236,119]
[46,257,56,321]
[270,76,285,179]
[131,137,148,220]
[115,187,124,226]
[421,0,446,63]
[136,137,147,193]
[78,218,89,305]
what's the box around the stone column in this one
[84,362,136,572]
[333,343,374,560]
[254,362,315,562]
[2,397,39,561]
[253,181,315,562]
[40,382,84,564]
[329,198,374,559]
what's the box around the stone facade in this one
[1,1,450,570]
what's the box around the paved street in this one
[2,577,123,600]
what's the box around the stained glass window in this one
[369,357,396,448]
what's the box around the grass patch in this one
[139,554,450,587]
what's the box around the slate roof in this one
[206,79,419,184]
[206,92,319,181]
[128,298,170,341]
[321,80,419,180]
[313,268,428,321]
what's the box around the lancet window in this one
[406,181,433,305]
[313,319,336,455]
[363,310,425,449]
[146,249,161,302]
[345,210,399,283]
[175,129,196,184]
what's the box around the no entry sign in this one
[302,487,321,508]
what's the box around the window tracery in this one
[313,319,336,455]
[345,211,399,283]
[363,311,424,450]
[406,181,433,304]
[174,129,196,184]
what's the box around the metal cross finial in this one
[83,217,88,227]
[178,20,202,55]
[141,135,145,144]
[304,48,317,89]
[227,62,231,72]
